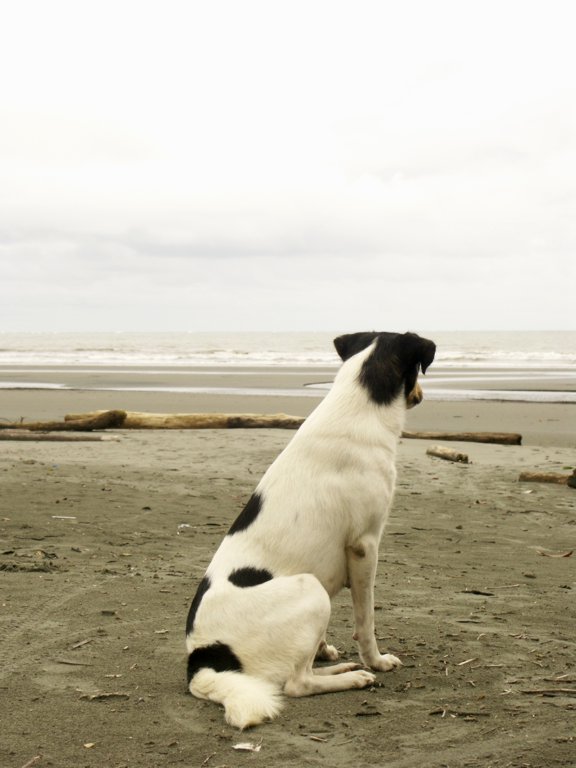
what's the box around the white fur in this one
[186,339,411,728]
[191,669,283,730]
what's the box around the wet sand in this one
[0,373,575,767]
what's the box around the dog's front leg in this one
[346,541,402,672]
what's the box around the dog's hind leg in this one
[285,665,375,696]
[313,662,363,676]
[278,578,375,697]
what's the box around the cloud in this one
[0,0,575,330]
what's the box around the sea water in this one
[0,331,574,402]
[0,330,574,368]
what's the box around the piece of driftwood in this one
[519,471,575,488]
[426,445,469,463]
[0,431,121,442]
[0,410,127,432]
[62,412,525,443]
[65,411,305,430]
[403,430,522,446]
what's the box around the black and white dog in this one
[185,331,436,729]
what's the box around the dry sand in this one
[0,381,575,768]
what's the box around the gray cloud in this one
[0,1,575,331]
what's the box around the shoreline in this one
[1,387,574,449]
[0,363,575,397]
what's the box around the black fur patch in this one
[227,492,263,535]
[185,575,211,636]
[228,567,273,588]
[359,333,402,405]
[358,332,436,406]
[333,331,380,361]
[187,642,242,683]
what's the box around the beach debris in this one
[61,412,526,442]
[520,688,576,697]
[535,548,573,558]
[0,430,121,441]
[355,708,382,717]
[426,445,469,463]
[19,756,41,768]
[65,410,305,430]
[403,429,522,445]
[233,741,262,752]
[177,523,192,533]
[81,692,130,701]
[0,410,126,432]
[70,639,92,650]
[83,743,96,749]
[428,707,490,718]
[0,549,62,573]
[519,470,575,487]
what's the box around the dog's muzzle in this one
[407,383,423,409]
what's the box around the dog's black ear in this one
[398,332,436,374]
[333,332,380,361]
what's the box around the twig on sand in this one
[521,688,576,697]
[70,639,92,650]
[429,708,491,718]
[535,548,573,558]
[20,757,41,768]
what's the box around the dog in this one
[185,330,436,729]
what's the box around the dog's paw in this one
[350,669,377,688]
[322,643,340,662]
[316,641,340,661]
[370,653,402,672]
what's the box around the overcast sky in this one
[1,0,574,332]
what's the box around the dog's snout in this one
[407,383,423,409]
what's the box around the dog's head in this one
[333,331,436,408]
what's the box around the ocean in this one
[0,331,575,403]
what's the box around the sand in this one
[0,375,575,768]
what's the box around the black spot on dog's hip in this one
[228,567,273,588]
[187,642,242,684]
[227,492,263,535]
[185,575,211,635]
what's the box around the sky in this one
[1,0,575,333]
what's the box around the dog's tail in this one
[189,668,283,729]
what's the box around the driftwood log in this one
[62,411,524,444]
[402,430,522,446]
[0,431,120,442]
[426,445,469,463]
[65,411,305,430]
[0,410,127,432]
[519,471,575,488]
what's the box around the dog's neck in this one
[299,349,408,454]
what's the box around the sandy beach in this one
[1,370,575,767]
